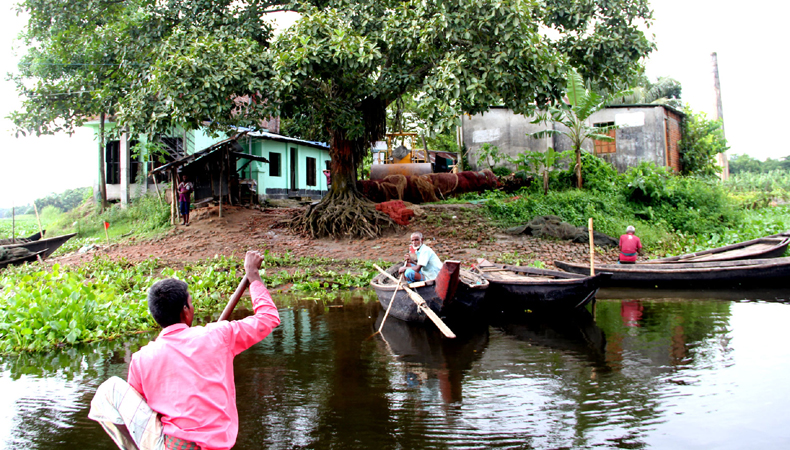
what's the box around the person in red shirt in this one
[89,251,280,450]
[619,225,643,264]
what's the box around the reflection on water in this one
[1,289,789,449]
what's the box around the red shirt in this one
[127,281,280,450]
[619,233,642,262]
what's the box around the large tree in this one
[13,0,655,237]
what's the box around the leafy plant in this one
[680,108,728,177]
[476,143,506,171]
[530,69,625,189]
[509,147,573,195]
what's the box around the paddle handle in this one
[218,275,250,322]
[378,262,407,333]
[373,264,456,338]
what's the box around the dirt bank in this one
[50,203,621,270]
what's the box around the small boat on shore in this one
[644,236,790,264]
[371,262,489,323]
[1,233,77,259]
[472,259,611,312]
[554,256,790,289]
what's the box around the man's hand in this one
[244,250,264,284]
[398,266,407,274]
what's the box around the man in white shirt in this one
[398,232,443,282]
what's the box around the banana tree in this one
[530,69,621,189]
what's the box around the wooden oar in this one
[217,275,250,322]
[373,264,456,338]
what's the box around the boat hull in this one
[646,236,790,263]
[2,233,77,259]
[554,256,790,289]
[371,263,489,323]
[475,262,610,313]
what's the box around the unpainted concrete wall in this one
[461,105,681,173]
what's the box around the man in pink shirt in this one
[89,251,280,450]
[619,225,643,264]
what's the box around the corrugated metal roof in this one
[234,127,329,149]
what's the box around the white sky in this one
[0,2,786,208]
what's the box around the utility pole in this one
[711,52,729,179]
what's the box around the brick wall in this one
[666,109,683,173]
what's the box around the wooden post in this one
[171,169,178,225]
[11,204,15,243]
[588,217,595,276]
[219,157,224,218]
[33,202,44,238]
[152,175,163,203]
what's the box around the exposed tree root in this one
[292,191,395,239]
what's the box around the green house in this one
[84,121,331,205]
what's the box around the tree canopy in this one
[12,0,656,237]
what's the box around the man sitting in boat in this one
[88,251,280,450]
[399,232,443,282]
[619,225,643,264]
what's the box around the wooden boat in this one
[0,249,47,269]
[1,232,77,259]
[472,259,611,312]
[371,262,489,323]
[554,256,790,289]
[644,236,790,263]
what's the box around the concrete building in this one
[461,105,684,173]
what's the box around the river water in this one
[1,288,789,449]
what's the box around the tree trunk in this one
[295,131,393,238]
[98,112,108,211]
[543,169,549,195]
[575,146,583,189]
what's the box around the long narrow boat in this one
[644,236,790,264]
[554,256,790,289]
[371,262,489,323]
[1,233,77,259]
[472,259,611,312]
[0,249,47,269]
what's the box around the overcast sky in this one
[0,1,786,209]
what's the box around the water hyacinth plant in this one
[0,252,387,353]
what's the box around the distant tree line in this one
[729,154,790,174]
[0,187,91,218]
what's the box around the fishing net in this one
[506,215,619,247]
[375,200,415,226]
[0,246,33,262]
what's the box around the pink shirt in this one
[619,233,642,262]
[127,281,280,450]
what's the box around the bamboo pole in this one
[33,202,44,238]
[152,174,163,204]
[588,217,595,276]
[11,204,15,243]
[218,276,250,322]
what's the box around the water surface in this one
[1,288,789,449]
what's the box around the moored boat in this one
[644,236,790,264]
[472,259,611,312]
[371,262,489,323]
[554,256,790,289]
[1,232,77,259]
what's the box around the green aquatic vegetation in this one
[0,264,155,353]
[0,253,388,353]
